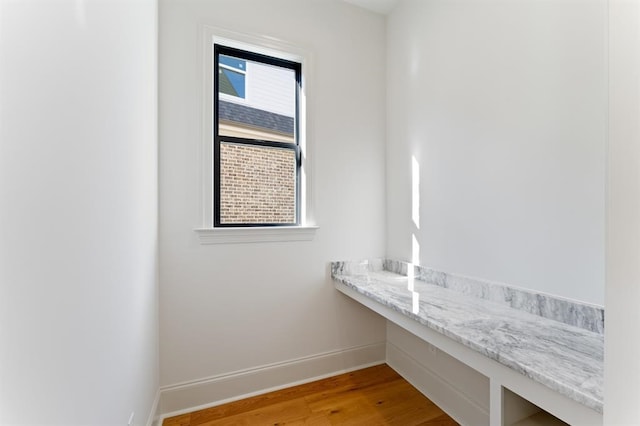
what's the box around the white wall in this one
[0,1,159,424]
[158,0,387,408]
[386,0,607,305]
[604,0,640,422]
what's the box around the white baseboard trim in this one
[386,341,490,426]
[157,342,386,422]
[146,388,161,426]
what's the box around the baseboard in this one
[386,341,490,426]
[157,342,386,421]
[146,388,161,426]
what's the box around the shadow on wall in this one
[408,155,420,314]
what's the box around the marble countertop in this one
[332,264,603,413]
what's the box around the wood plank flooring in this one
[163,364,459,426]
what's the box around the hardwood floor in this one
[163,364,459,426]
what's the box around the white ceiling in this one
[342,0,400,15]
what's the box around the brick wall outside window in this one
[220,142,296,224]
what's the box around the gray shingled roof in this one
[218,100,294,136]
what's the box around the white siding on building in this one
[246,61,296,118]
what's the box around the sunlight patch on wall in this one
[412,155,420,229]
[409,155,421,314]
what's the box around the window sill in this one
[194,225,319,244]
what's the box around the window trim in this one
[196,25,317,244]
[214,44,301,227]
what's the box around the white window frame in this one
[194,26,317,244]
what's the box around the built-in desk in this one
[332,259,603,426]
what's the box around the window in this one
[214,45,301,227]
[218,55,246,99]
[195,27,317,243]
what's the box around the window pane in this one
[219,55,246,98]
[219,68,245,98]
[219,142,296,224]
[218,56,296,144]
[219,55,246,71]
